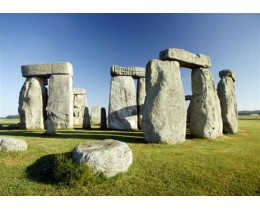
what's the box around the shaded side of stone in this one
[83,107,91,129]
[100,107,107,129]
[190,68,223,139]
[142,59,186,144]
[108,76,138,130]
[137,78,146,130]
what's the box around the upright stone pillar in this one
[108,76,138,130]
[20,62,74,130]
[100,107,107,129]
[73,88,87,127]
[190,68,222,139]
[137,78,146,130]
[18,77,47,129]
[83,107,91,129]
[91,106,101,124]
[217,69,238,133]
[142,59,186,144]
[47,74,73,129]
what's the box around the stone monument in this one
[73,88,87,127]
[91,106,100,124]
[217,69,238,133]
[142,59,186,144]
[18,62,74,130]
[108,65,145,130]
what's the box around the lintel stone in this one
[73,88,86,95]
[159,48,211,68]
[21,62,73,78]
[111,65,145,79]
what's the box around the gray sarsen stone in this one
[108,76,138,130]
[142,59,186,144]
[72,139,133,177]
[190,68,223,139]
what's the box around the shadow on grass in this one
[26,153,58,184]
[0,128,194,144]
[0,129,145,144]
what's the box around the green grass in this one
[0,119,259,195]
[0,118,20,125]
[238,115,260,120]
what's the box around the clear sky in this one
[0,13,259,117]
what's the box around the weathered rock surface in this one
[142,59,186,144]
[18,77,47,129]
[47,75,73,129]
[108,76,138,130]
[91,106,101,124]
[45,118,56,135]
[190,68,222,139]
[159,48,211,68]
[100,107,107,129]
[111,65,145,79]
[0,137,27,152]
[217,72,238,134]
[219,69,236,82]
[137,78,146,130]
[72,139,133,177]
[83,107,91,129]
[73,88,87,127]
[21,62,73,78]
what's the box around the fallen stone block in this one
[0,137,27,152]
[72,139,133,177]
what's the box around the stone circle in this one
[72,139,133,177]
[0,137,28,152]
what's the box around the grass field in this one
[0,119,259,195]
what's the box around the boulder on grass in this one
[0,137,28,152]
[72,139,133,177]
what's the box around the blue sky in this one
[0,14,259,117]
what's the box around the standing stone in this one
[44,118,56,135]
[73,88,87,127]
[100,107,107,129]
[47,75,73,129]
[137,78,146,130]
[142,59,186,144]
[190,68,222,139]
[217,70,238,133]
[108,76,138,130]
[83,107,91,129]
[91,106,101,124]
[18,77,47,129]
